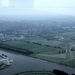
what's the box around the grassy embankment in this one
[2,40,62,54]
[2,37,75,68]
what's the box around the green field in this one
[32,54,66,64]
[38,54,66,58]
[3,41,62,54]
[2,39,75,68]
[60,38,73,43]
[20,36,62,46]
[20,36,75,49]
[31,54,75,68]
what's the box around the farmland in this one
[20,36,62,46]
[20,36,75,48]
[0,19,75,69]
[4,38,75,68]
[2,38,75,68]
[2,40,62,54]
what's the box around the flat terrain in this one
[2,37,75,68]
[20,36,75,49]
[3,40,62,54]
[21,36,62,46]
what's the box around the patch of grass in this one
[3,41,60,54]
[3,40,75,68]
[60,38,72,43]
[32,54,75,68]
[21,37,61,46]
[41,49,64,55]
[38,54,66,58]
[65,59,75,68]
[32,54,66,64]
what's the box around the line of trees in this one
[14,40,64,53]
[18,40,62,49]
[25,41,62,49]
[0,43,33,56]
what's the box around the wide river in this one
[0,49,75,75]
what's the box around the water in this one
[0,49,75,75]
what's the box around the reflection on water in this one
[0,49,75,75]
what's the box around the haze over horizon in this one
[0,0,75,17]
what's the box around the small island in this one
[0,54,13,70]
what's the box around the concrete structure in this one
[0,54,13,70]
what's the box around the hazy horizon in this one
[0,0,75,17]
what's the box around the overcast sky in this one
[0,0,75,16]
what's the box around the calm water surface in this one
[0,49,75,75]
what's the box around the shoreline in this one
[0,48,75,69]
[30,55,75,69]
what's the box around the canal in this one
[0,49,75,75]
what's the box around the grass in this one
[20,36,47,43]
[31,54,75,68]
[21,37,75,47]
[60,38,72,43]
[64,59,75,68]
[2,39,75,68]
[38,54,66,58]
[21,36,62,46]
[3,41,60,54]
[32,54,66,64]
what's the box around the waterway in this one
[0,49,75,75]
